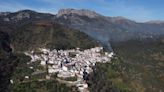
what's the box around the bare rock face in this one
[57,9,101,18]
[0,11,31,22]
[0,12,10,16]
[3,18,10,22]
[11,12,30,21]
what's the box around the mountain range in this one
[0,9,164,92]
[1,9,164,50]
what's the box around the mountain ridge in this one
[57,8,101,18]
[1,9,164,51]
[1,9,164,23]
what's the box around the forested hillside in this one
[11,20,98,52]
[111,37,164,92]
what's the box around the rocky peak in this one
[0,12,10,16]
[57,8,101,18]
[112,16,128,20]
[12,10,33,20]
[0,10,31,22]
[12,12,30,20]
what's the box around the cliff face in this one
[0,10,54,24]
[57,9,101,18]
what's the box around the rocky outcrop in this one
[10,12,30,21]
[0,10,54,23]
[0,12,10,16]
[57,9,101,18]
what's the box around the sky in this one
[0,0,163,22]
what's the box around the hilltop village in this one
[24,47,114,92]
